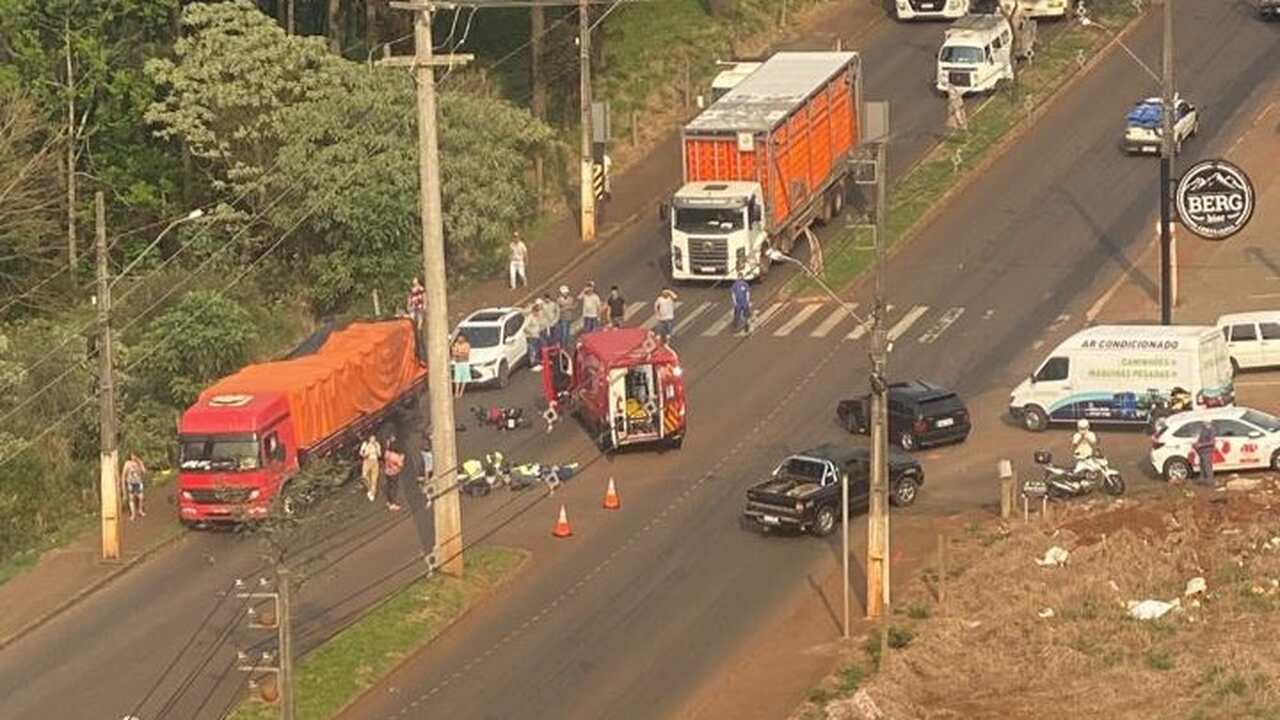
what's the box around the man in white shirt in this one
[509,232,528,289]
[579,282,602,333]
[653,288,678,341]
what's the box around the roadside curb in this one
[793,10,1147,304]
[0,528,186,652]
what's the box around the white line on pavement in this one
[752,303,785,332]
[811,303,856,337]
[773,303,823,336]
[703,308,736,336]
[674,302,715,334]
[845,303,893,340]
[1249,293,1280,299]
[918,307,965,344]
[982,309,995,320]
[887,305,929,341]
[623,301,646,321]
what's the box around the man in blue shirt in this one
[731,273,751,335]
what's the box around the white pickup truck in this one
[1123,97,1199,155]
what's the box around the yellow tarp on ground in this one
[200,320,426,449]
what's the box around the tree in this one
[0,90,62,311]
[128,290,258,406]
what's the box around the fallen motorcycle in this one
[1029,449,1125,499]
[470,405,528,431]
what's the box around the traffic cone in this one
[603,477,621,510]
[552,504,573,538]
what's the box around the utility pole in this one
[95,191,121,562]
[866,138,890,620]
[236,568,294,720]
[1158,0,1174,325]
[578,0,597,243]
[384,1,472,576]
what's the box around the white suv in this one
[451,307,528,388]
[1150,407,1280,481]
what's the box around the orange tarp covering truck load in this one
[199,320,426,451]
[668,52,862,282]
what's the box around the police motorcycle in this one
[1027,448,1125,499]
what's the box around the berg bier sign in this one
[1175,159,1255,240]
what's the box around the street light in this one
[1078,0,1177,324]
[110,208,206,287]
[768,248,867,641]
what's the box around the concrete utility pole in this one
[384,1,472,576]
[1158,0,1175,325]
[236,569,293,720]
[578,0,597,243]
[866,139,890,619]
[277,567,295,720]
[95,191,121,562]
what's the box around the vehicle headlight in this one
[673,245,683,270]
[795,500,805,512]
[897,0,908,8]
[248,489,260,500]
[181,490,193,501]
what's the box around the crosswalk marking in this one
[752,303,785,332]
[623,301,646,321]
[811,303,857,337]
[918,307,965,344]
[982,309,995,321]
[1048,313,1071,332]
[773,304,823,336]
[674,302,715,334]
[887,305,929,341]
[845,303,893,340]
[703,307,736,336]
[642,301,682,329]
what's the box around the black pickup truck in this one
[742,444,924,537]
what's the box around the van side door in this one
[1031,356,1075,422]
[1259,321,1280,368]
[1228,322,1262,369]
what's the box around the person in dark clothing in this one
[383,434,406,511]
[1192,422,1217,486]
[605,285,627,329]
[731,273,751,334]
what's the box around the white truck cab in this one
[670,182,767,280]
[936,14,1014,95]
[1012,0,1068,17]
[709,62,762,104]
[896,0,970,21]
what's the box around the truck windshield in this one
[779,458,827,481]
[940,45,984,64]
[457,325,501,348]
[180,438,261,471]
[674,207,744,234]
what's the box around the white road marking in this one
[1048,313,1071,331]
[623,301,646,321]
[773,303,823,336]
[887,305,929,341]
[811,303,857,337]
[982,309,995,320]
[752,303,785,332]
[673,301,715,334]
[1249,292,1280,299]
[702,308,736,336]
[918,307,965,344]
[845,303,894,340]
[641,301,682,329]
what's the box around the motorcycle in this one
[1030,449,1125,498]
[471,405,528,431]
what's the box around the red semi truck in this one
[666,51,863,281]
[176,319,426,525]
[542,328,687,451]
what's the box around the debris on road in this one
[1183,576,1207,597]
[1035,546,1070,567]
[1127,598,1180,621]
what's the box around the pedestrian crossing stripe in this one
[702,307,736,336]
[674,302,714,334]
[773,303,823,336]
[887,305,929,341]
[811,303,857,337]
[918,307,964,344]
[623,301,646,321]
[845,303,893,340]
[752,303,785,331]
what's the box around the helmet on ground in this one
[1076,419,1090,431]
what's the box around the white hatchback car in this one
[1150,406,1280,481]
[451,307,528,388]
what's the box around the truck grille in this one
[688,237,728,275]
[948,71,972,87]
[188,487,253,504]
[746,500,797,516]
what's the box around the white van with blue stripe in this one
[1009,325,1235,432]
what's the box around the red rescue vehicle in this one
[176,319,426,525]
[542,328,687,451]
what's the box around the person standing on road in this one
[508,232,529,289]
[383,434,405,512]
[359,434,382,502]
[731,273,751,335]
[419,432,434,490]
[451,333,471,399]
[579,282,601,333]
[556,285,575,347]
[541,292,559,347]
[654,288,679,341]
[407,277,425,329]
[1193,422,1218,486]
[606,285,626,329]
[121,453,147,520]
[525,300,545,371]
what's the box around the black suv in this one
[1262,0,1280,20]
[743,444,924,536]
[836,379,971,451]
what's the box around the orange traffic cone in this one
[603,477,621,510]
[552,504,573,538]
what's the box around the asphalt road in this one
[1,2,1275,719]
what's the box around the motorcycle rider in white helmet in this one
[1071,418,1099,472]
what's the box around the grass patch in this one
[227,545,527,720]
[799,0,1142,294]
[835,663,867,694]
[1146,649,1175,671]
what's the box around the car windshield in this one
[180,438,260,471]
[674,206,744,234]
[457,325,501,348]
[780,458,827,481]
[1242,410,1280,433]
[940,45,983,64]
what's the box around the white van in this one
[936,14,1013,96]
[1217,311,1280,371]
[896,0,970,21]
[1009,325,1235,432]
